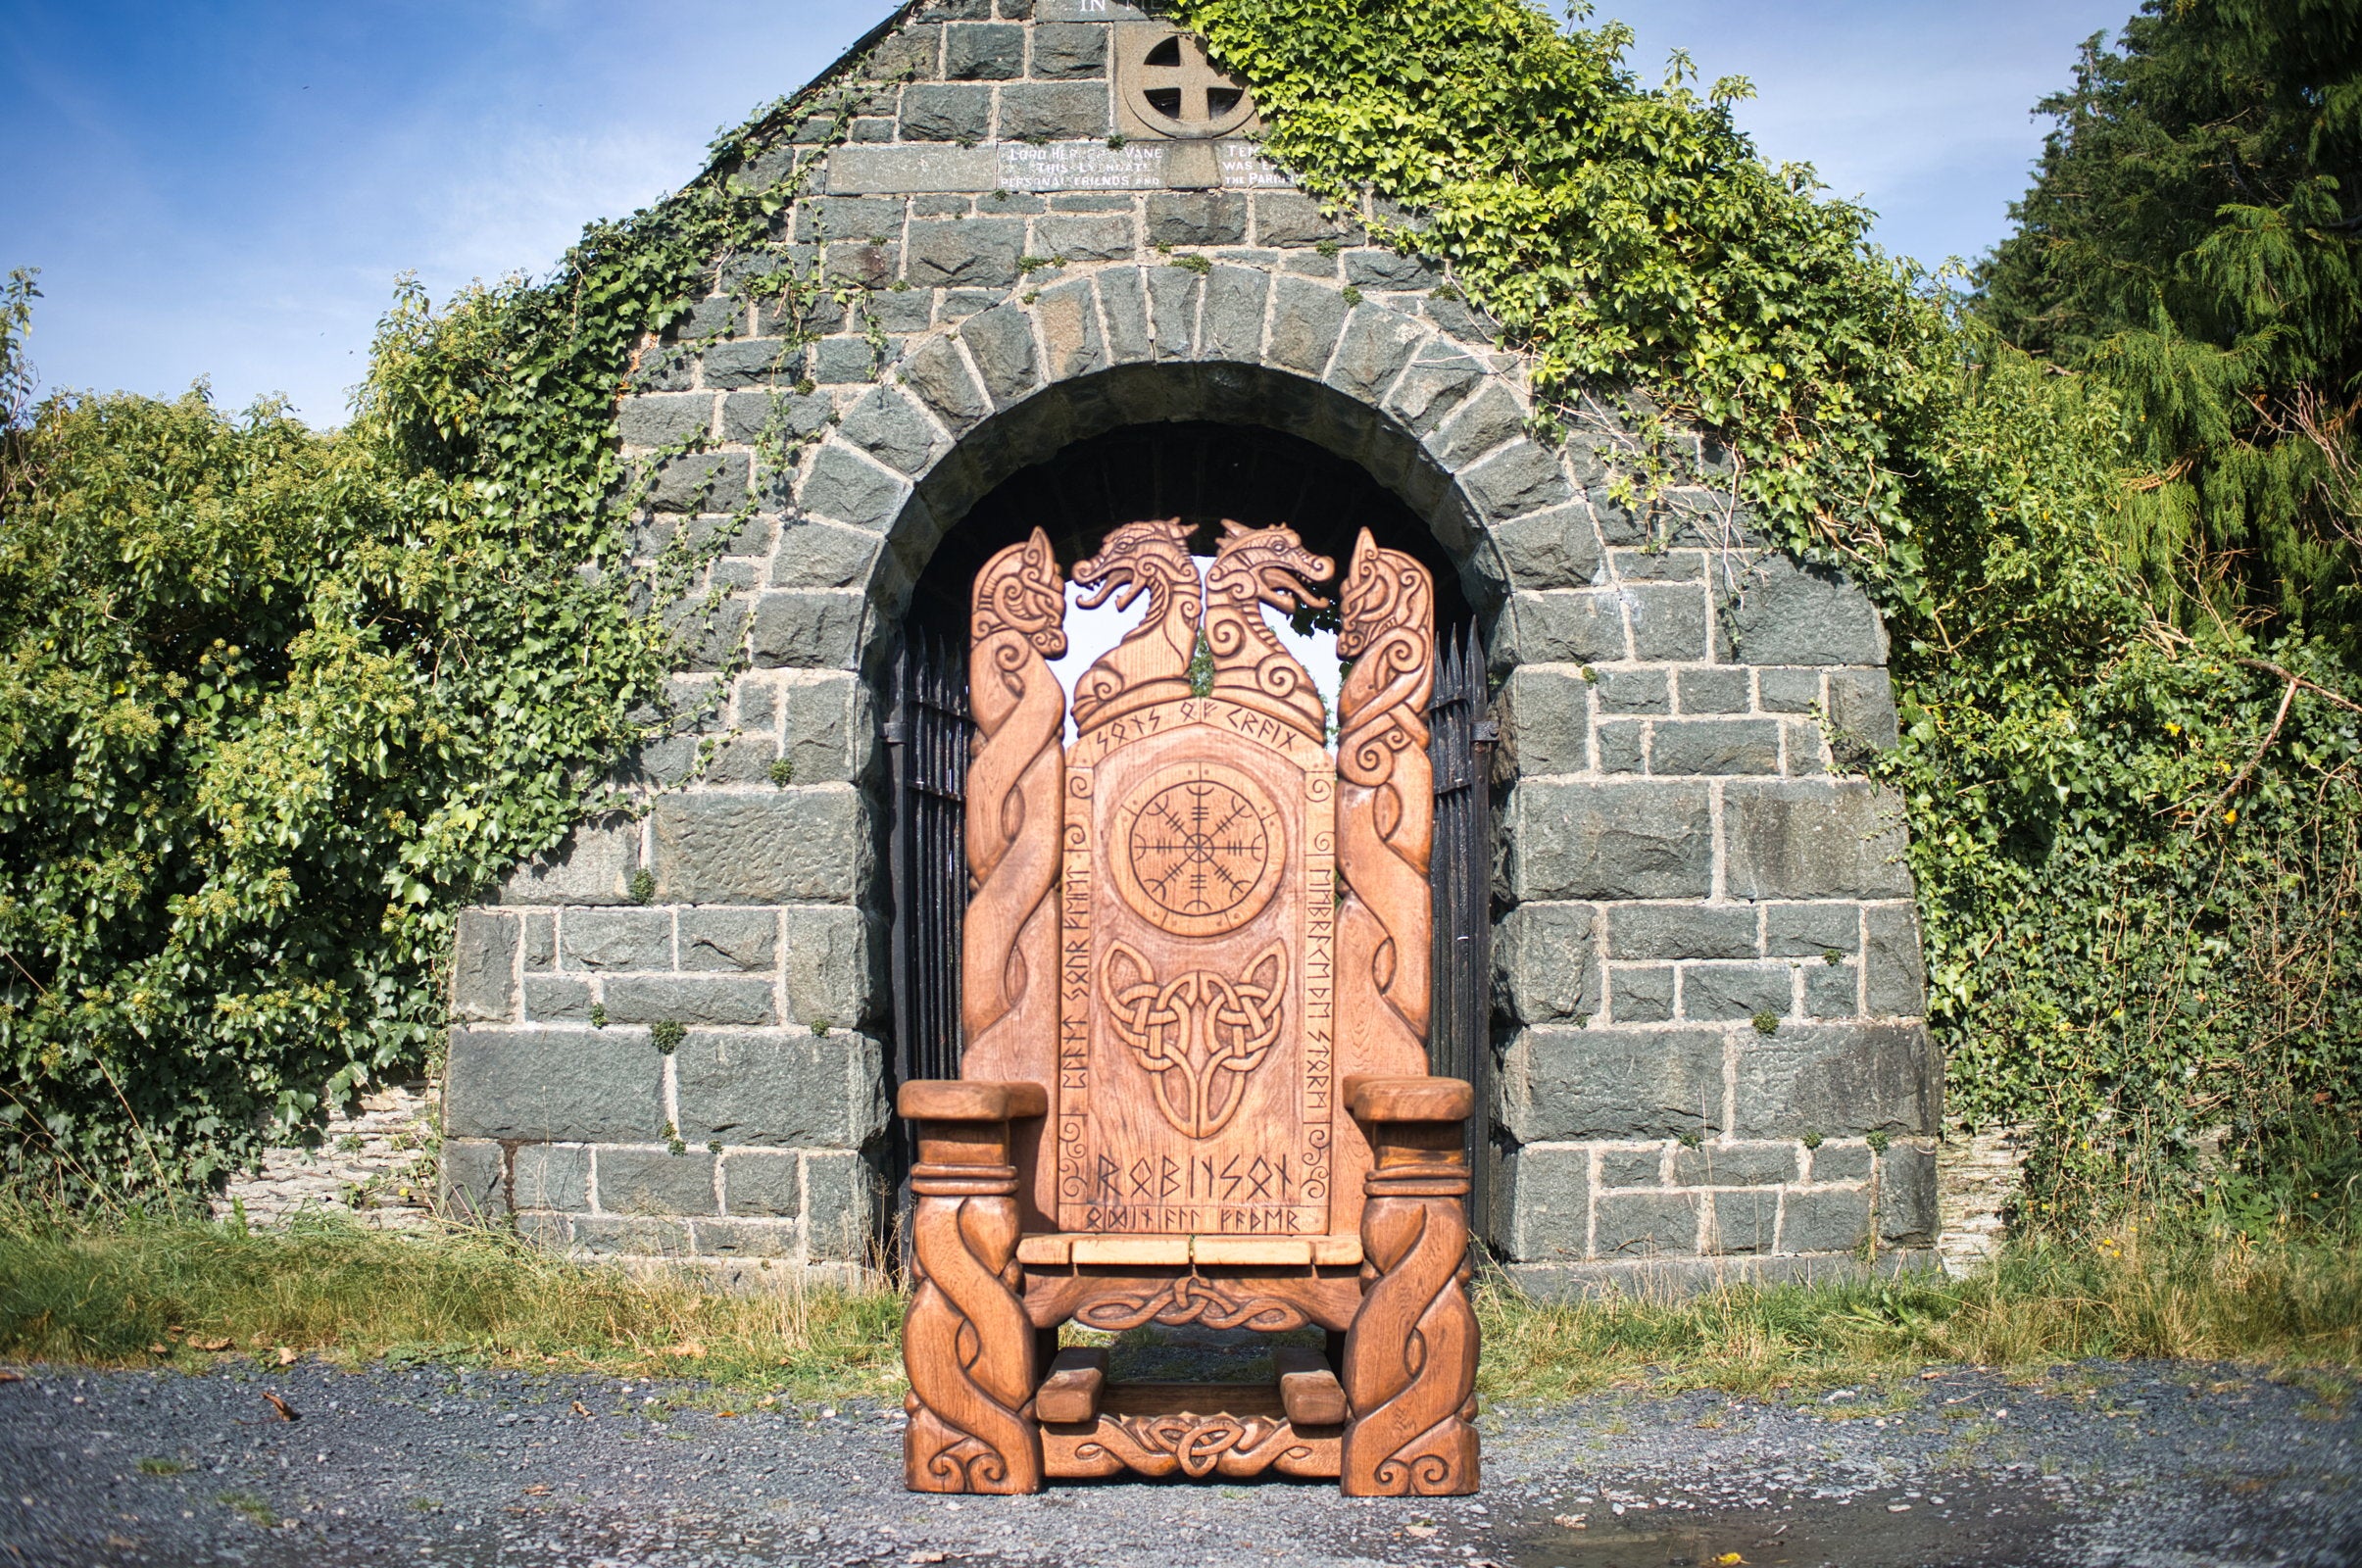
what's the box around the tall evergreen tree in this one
[1980,0,2362,650]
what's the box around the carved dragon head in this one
[1206,519,1335,616]
[1336,527,1432,659]
[1072,517,1201,614]
[970,526,1068,658]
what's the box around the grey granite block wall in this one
[436,0,1937,1292]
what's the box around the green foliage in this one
[1480,1218,2362,1397]
[1979,1,2362,648]
[1176,0,1951,599]
[5,1205,2353,1396]
[1181,0,2362,1220]
[0,73,865,1195]
[0,1206,904,1399]
[1875,330,2362,1225]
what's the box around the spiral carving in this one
[1342,1194,1480,1496]
[905,1188,1043,1494]
[961,529,1066,1224]
[1335,529,1436,1082]
[1204,518,1335,742]
[1070,518,1205,734]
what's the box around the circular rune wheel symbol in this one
[1114,763,1285,937]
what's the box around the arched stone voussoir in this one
[823,261,1614,652]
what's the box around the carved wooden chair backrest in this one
[962,519,1438,1241]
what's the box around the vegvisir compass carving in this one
[1112,761,1285,937]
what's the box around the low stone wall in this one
[225,1069,2026,1286]
[1936,1122,2031,1275]
[213,1083,439,1229]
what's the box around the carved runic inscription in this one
[1058,521,1338,1238]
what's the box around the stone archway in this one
[759,265,1600,682]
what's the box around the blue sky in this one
[1,1,2129,426]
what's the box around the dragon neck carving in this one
[1333,528,1437,1091]
[1336,528,1436,792]
[1070,517,1205,735]
[1203,519,1335,742]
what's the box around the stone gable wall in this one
[436,0,1942,1293]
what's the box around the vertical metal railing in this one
[1428,622,1497,1240]
[886,631,969,1195]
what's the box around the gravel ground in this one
[0,1354,2353,1567]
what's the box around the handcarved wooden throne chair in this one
[898,516,1481,1496]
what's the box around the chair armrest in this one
[898,1079,1049,1123]
[1343,1075,1472,1126]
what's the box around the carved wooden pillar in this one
[1333,529,1440,1230]
[1340,1075,1480,1497]
[902,1081,1049,1494]
[960,529,1068,1230]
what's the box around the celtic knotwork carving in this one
[1069,1275,1311,1333]
[962,529,1068,1227]
[905,1187,1043,1494]
[1089,1413,1303,1479]
[1205,518,1334,742]
[1070,518,1205,734]
[1101,942,1288,1140]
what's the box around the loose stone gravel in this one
[0,1358,2352,1566]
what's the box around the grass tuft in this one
[0,1206,903,1400]
[1478,1221,2362,1401]
[2,1206,2354,1402]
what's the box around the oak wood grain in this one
[1273,1347,1350,1427]
[1330,528,1440,1231]
[1068,518,1203,735]
[1035,1348,1109,1424]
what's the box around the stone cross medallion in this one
[1116,25,1258,140]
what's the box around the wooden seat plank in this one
[1012,1233,1364,1267]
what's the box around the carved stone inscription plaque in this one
[1058,698,1335,1235]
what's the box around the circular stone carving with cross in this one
[1116,27,1258,141]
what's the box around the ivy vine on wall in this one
[2,0,2355,1227]
[0,73,867,1195]
[1176,0,2362,1225]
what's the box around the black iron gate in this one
[884,631,968,1193]
[887,619,1496,1233]
[1427,622,1497,1240]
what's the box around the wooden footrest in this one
[1271,1347,1347,1426]
[1035,1347,1350,1481]
[1014,1233,1362,1267]
[1035,1348,1107,1424]
[1041,1382,1342,1480]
